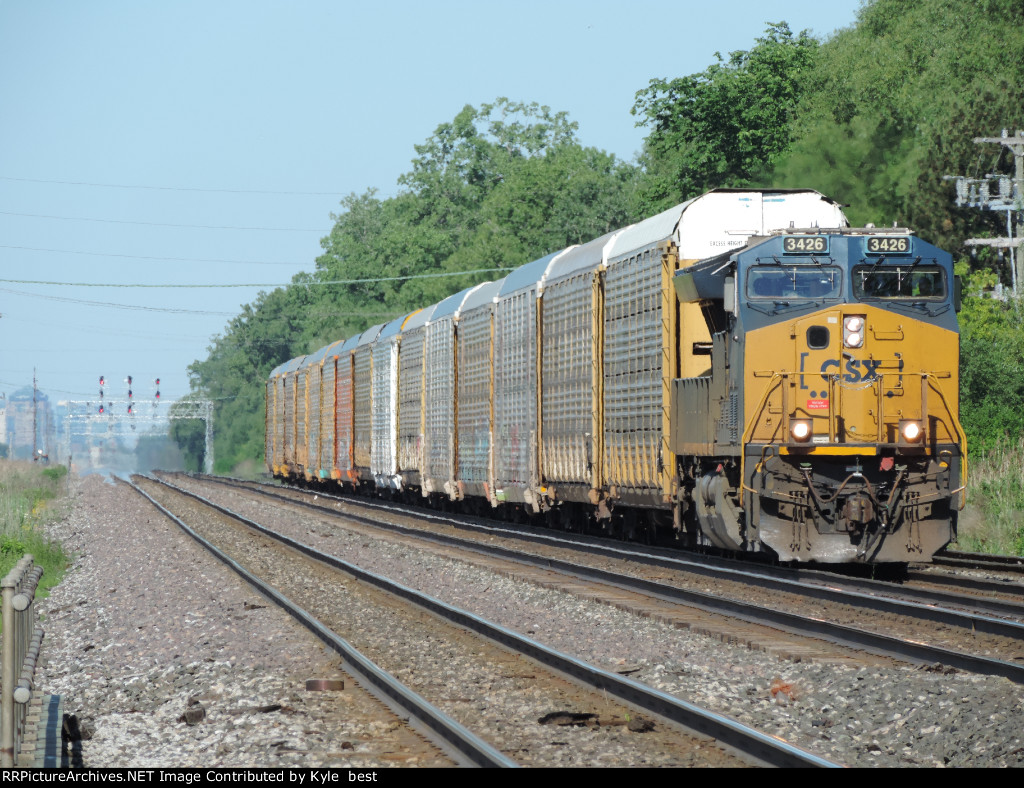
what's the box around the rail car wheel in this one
[621,509,651,544]
[548,504,581,533]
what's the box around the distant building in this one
[6,386,53,460]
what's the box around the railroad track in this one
[132,474,838,768]
[932,549,1024,576]
[127,477,512,768]
[175,473,1024,685]
[902,564,1024,600]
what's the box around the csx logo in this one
[799,352,903,388]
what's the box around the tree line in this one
[173,0,1024,471]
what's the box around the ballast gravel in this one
[37,474,1024,768]
[37,475,450,768]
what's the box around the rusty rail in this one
[1,556,44,768]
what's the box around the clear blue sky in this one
[0,0,863,409]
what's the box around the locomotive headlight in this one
[844,315,866,348]
[791,419,813,442]
[900,419,923,443]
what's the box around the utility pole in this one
[945,129,1024,295]
[32,369,37,461]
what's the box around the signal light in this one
[98,404,104,414]
[99,376,105,387]
[155,378,160,386]
[155,390,160,400]
[127,375,133,386]
[128,389,133,399]
[128,404,133,415]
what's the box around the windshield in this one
[747,265,842,300]
[852,264,946,300]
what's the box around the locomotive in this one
[266,189,965,564]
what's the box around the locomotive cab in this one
[672,228,965,564]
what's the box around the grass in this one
[0,460,71,601]
[958,438,1024,556]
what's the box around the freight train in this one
[266,189,965,564]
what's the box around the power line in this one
[0,287,407,319]
[1,314,214,342]
[0,268,514,288]
[0,287,235,315]
[0,243,307,267]
[0,209,324,232]
[1,278,301,289]
[0,175,344,197]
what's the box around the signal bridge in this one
[63,399,215,474]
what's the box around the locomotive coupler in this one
[799,467,896,536]
[842,492,875,525]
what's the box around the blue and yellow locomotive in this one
[672,227,964,563]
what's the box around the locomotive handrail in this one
[922,374,968,508]
[739,373,785,507]
[740,370,967,509]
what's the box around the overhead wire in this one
[0,175,344,196]
[0,209,324,232]
[0,268,514,288]
[0,288,403,319]
[0,243,307,266]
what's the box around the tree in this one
[178,99,639,473]
[632,22,819,213]
[770,0,1024,253]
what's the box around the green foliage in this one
[0,461,70,598]
[770,0,1024,254]
[134,435,187,472]
[632,22,819,213]
[179,98,639,473]
[957,267,1024,456]
[961,437,1024,555]
[169,410,206,472]
[42,465,68,483]
[0,533,25,555]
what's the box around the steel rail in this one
[904,567,1024,598]
[932,549,1024,575]
[151,475,841,768]
[778,566,1024,621]
[125,478,518,768]
[191,474,1024,685]
[198,475,1024,637]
